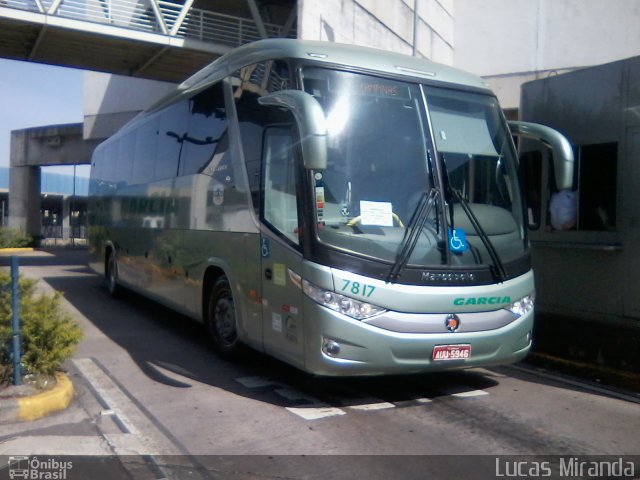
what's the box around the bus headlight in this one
[508,292,535,318]
[302,280,386,320]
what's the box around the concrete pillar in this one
[62,196,71,240]
[8,165,41,240]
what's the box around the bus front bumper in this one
[303,299,533,376]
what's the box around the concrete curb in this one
[0,248,35,254]
[0,373,74,423]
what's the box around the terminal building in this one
[0,165,88,241]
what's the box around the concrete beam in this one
[8,124,101,239]
[11,124,100,167]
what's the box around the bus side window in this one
[232,59,292,218]
[181,82,229,176]
[262,127,300,245]
[520,150,543,230]
[157,101,190,180]
[133,116,159,185]
[90,147,105,195]
[117,131,136,189]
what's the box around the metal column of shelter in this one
[0,0,297,82]
[9,124,100,240]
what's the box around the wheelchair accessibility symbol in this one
[261,237,271,258]
[448,228,469,254]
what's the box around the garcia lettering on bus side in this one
[453,296,511,306]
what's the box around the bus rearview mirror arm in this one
[508,121,574,190]
[258,90,328,170]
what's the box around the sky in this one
[0,58,91,178]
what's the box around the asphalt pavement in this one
[1,248,639,480]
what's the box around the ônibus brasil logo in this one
[8,456,73,480]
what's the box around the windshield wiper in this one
[448,187,508,282]
[438,154,507,282]
[387,188,439,283]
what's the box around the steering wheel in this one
[346,213,405,228]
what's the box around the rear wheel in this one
[105,251,120,297]
[206,276,243,358]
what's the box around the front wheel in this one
[206,276,243,358]
[105,251,120,297]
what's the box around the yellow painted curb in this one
[17,373,74,421]
[0,248,34,254]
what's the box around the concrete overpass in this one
[0,0,297,82]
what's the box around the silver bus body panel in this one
[364,309,519,334]
[176,39,491,98]
[302,298,533,376]
[328,268,534,314]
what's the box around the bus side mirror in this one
[508,121,574,190]
[259,90,328,170]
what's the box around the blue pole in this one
[11,255,21,386]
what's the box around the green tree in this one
[0,273,83,386]
[0,228,33,248]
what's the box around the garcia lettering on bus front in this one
[453,296,511,306]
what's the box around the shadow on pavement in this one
[8,248,632,411]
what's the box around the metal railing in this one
[41,225,86,239]
[1,0,295,46]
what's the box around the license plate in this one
[432,344,472,361]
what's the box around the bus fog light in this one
[508,292,535,318]
[339,297,352,312]
[322,339,341,357]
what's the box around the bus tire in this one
[207,276,243,358]
[105,250,121,297]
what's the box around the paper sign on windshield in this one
[360,201,393,227]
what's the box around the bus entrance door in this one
[259,125,305,366]
[260,233,305,368]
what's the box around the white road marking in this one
[234,376,490,421]
[450,390,489,398]
[347,400,395,411]
[73,357,181,455]
[285,406,347,420]
[73,358,139,435]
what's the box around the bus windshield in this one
[302,67,525,272]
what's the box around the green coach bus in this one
[88,39,573,375]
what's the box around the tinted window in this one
[102,142,119,186]
[263,127,299,245]
[157,101,189,180]
[133,116,159,185]
[232,60,292,216]
[180,83,228,176]
[117,131,136,189]
[90,147,105,195]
